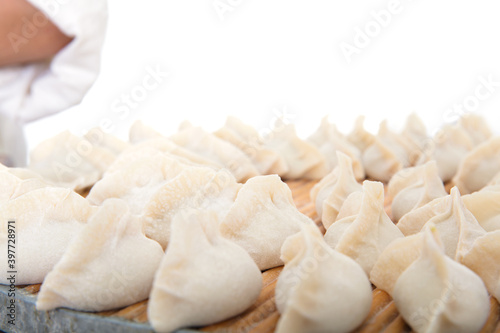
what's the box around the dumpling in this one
[388,161,447,222]
[88,154,241,249]
[402,113,429,150]
[462,229,500,302]
[346,115,376,152]
[220,175,313,270]
[148,210,262,333]
[370,232,427,295]
[107,138,221,173]
[307,116,365,181]
[453,136,500,194]
[29,131,116,190]
[393,225,490,333]
[214,116,288,175]
[170,122,259,182]
[324,180,404,275]
[397,187,486,262]
[362,137,403,183]
[311,151,362,229]
[264,123,327,180]
[36,199,164,312]
[129,120,164,143]
[143,168,241,250]
[459,114,493,146]
[0,188,96,285]
[417,124,473,183]
[84,127,130,155]
[377,120,420,166]
[275,224,372,333]
[0,170,48,204]
[462,187,500,231]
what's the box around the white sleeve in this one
[0,0,108,124]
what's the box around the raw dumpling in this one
[370,232,427,295]
[29,131,116,190]
[346,115,376,152]
[220,175,313,270]
[0,188,95,285]
[417,124,473,183]
[312,151,362,229]
[377,120,420,166]
[397,187,485,262]
[84,127,130,155]
[214,116,288,175]
[362,137,403,183]
[148,210,262,333]
[462,188,500,231]
[170,122,259,182]
[275,224,372,333]
[129,120,164,143]
[307,116,365,181]
[107,138,221,173]
[264,123,327,180]
[36,199,164,312]
[388,161,447,222]
[324,180,404,275]
[453,136,500,194]
[459,114,492,146]
[0,170,48,204]
[393,225,490,333]
[462,230,500,302]
[402,113,429,150]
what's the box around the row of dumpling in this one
[26,113,499,196]
[306,152,500,332]
[0,153,324,332]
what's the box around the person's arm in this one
[0,0,73,67]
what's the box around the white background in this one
[26,0,500,149]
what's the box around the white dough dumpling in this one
[324,180,404,275]
[275,224,372,333]
[393,225,490,333]
[0,188,96,285]
[36,199,164,312]
[264,123,327,180]
[388,161,447,222]
[148,210,262,333]
[220,175,313,270]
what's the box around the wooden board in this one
[1,180,499,333]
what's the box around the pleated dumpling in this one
[388,161,447,221]
[170,122,259,182]
[346,115,376,152]
[324,181,404,275]
[275,224,372,333]
[311,151,362,229]
[402,113,429,150]
[462,187,500,231]
[377,120,420,166]
[307,117,365,181]
[264,123,327,180]
[84,127,130,155]
[28,131,116,191]
[393,225,490,333]
[0,170,48,204]
[214,116,288,175]
[362,137,403,183]
[220,175,313,270]
[397,187,486,262]
[417,124,474,183]
[459,114,493,146]
[0,188,96,285]
[453,136,500,194]
[148,210,262,333]
[462,229,500,302]
[36,199,164,312]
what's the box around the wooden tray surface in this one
[1,180,499,333]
